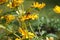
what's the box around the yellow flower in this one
[53,5,60,14]
[31,14,38,20]
[28,32,35,39]
[15,38,21,40]
[7,0,24,8]
[46,37,49,40]
[20,14,31,21]
[5,15,15,23]
[32,2,46,9]
[18,28,35,39]
[20,15,26,21]
[0,0,8,4]
[20,14,38,21]
[46,37,54,40]
[49,37,54,40]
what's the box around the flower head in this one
[53,5,60,14]
[4,14,15,23]
[7,0,24,8]
[20,14,38,21]
[31,14,38,20]
[32,2,46,9]
[18,28,35,39]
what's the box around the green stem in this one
[21,22,31,40]
[37,17,41,35]
[13,33,21,39]
[29,22,39,40]
[29,22,34,33]
[6,28,21,39]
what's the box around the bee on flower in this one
[32,2,46,9]
[18,28,35,39]
[4,14,15,23]
[7,0,24,8]
[0,0,8,4]
[53,5,60,14]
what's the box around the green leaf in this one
[0,33,6,39]
[32,36,44,40]
[46,33,58,38]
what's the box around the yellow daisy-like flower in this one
[32,2,46,9]
[18,28,35,39]
[5,15,15,23]
[7,0,24,8]
[0,0,8,4]
[20,14,38,21]
[20,14,31,21]
[53,5,60,14]
[31,14,38,20]
[15,38,21,40]
[46,37,54,40]
[28,32,35,39]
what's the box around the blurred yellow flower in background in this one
[46,37,54,40]
[20,14,38,21]
[0,0,8,4]
[15,38,21,40]
[32,2,46,9]
[18,28,35,39]
[53,5,60,14]
[5,15,15,23]
[7,0,24,8]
